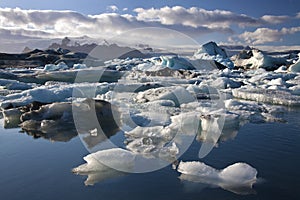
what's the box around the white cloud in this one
[0,7,233,40]
[107,5,118,12]
[237,27,300,45]
[133,6,262,28]
[260,15,290,24]
[0,6,298,51]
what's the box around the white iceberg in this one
[0,79,34,90]
[160,55,195,70]
[233,49,287,70]
[0,82,109,109]
[232,87,300,106]
[135,86,195,107]
[73,63,87,69]
[44,62,69,71]
[289,53,300,73]
[193,41,234,69]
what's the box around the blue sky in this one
[2,0,300,16]
[0,0,300,51]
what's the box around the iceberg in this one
[73,63,87,69]
[2,108,22,128]
[0,82,109,109]
[289,53,300,72]
[0,78,34,90]
[232,87,300,106]
[160,55,195,70]
[135,86,195,107]
[44,62,69,71]
[233,49,288,70]
[193,41,234,69]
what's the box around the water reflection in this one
[1,99,120,144]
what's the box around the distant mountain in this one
[220,45,252,57]
[47,37,146,60]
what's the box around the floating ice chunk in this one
[73,148,135,173]
[225,98,285,123]
[125,126,179,158]
[72,148,134,185]
[133,62,159,71]
[274,66,287,73]
[129,112,171,127]
[0,82,109,109]
[44,62,69,71]
[218,163,258,185]
[267,78,285,86]
[193,42,234,69]
[158,87,195,106]
[135,86,195,107]
[290,85,300,95]
[178,161,218,178]
[209,77,242,89]
[73,63,87,69]
[34,68,123,84]
[160,55,195,70]
[289,53,300,72]
[232,88,300,106]
[178,161,257,195]
[0,79,34,90]
[234,50,287,70]
[194,42,228,58]
[2,108,22,128]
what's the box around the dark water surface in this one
[0,108,299,200]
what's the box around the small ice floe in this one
[178,161,258,195]
[72,148,135,185]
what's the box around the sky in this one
[0,0,300,52]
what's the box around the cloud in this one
[260,15,290,24]
[134,6,262,28]
[106,5,118,12]
[237,27,300,45]
[0,6,298,51]
[296,12,300,19]
[0,7,233,40]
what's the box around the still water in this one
[0,108,299,200]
